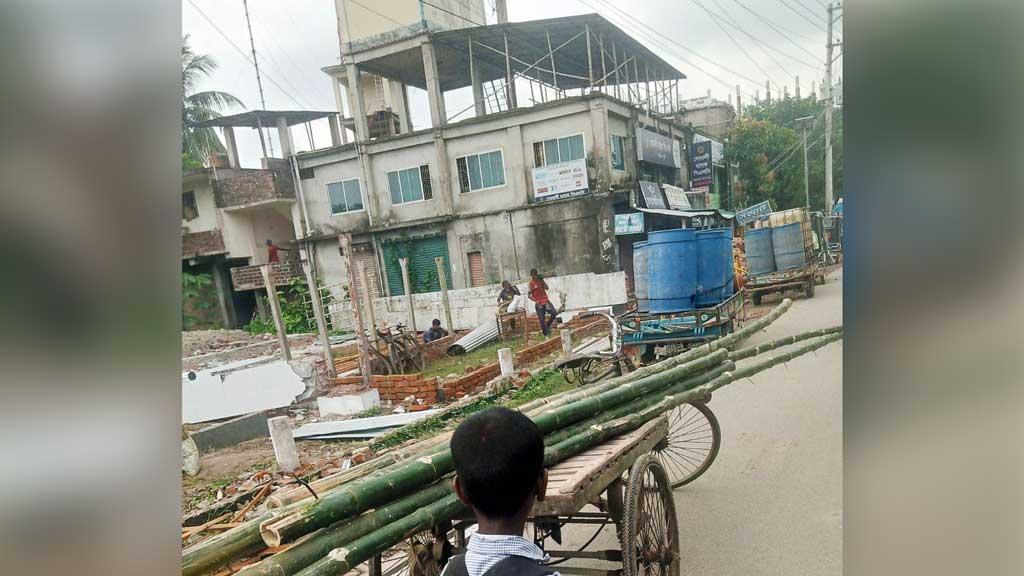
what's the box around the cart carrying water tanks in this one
[647,229,697,313]
[633,241,650,312]
[744,227,776,276]
[695,228,735,307]
[771,222,808,271]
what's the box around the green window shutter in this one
[382,235,451,296]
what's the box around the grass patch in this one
[501,368,574,408]
[419,337,527,380]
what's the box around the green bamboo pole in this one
[730,326,843,362]
[239,482,452,576]
[518,298,793,415]
[261,349,728,547]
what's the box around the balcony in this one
[230,258,304,291]
[214,168,295,210]
[182,229,227,260]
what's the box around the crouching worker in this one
[443,407,556,576]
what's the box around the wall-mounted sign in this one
[662,184,692,210]
[638,180,667,210]
[614,213,645,235]
[636,127,681,168]
[693,134,724,165]
[688,140,713,187]
[531,158,589,202]
[735,200,773,225]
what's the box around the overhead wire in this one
[690,0,782,89]
[778,0,826,31]
[707,0,795,79]
[730,0,819,59]
[791,0,827,24]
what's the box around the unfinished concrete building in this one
[297,14,732,307]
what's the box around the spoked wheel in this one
[379,527,452,576]
[622,454,680,576]
[655,402,721,488]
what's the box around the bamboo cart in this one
[369,416,681,576]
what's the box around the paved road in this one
[556,269,843,575]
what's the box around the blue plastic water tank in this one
[647,229,697,313]
[771,222,807,271]
[745,228,776,276]
[632,241,650,312]
[695,228,735,307]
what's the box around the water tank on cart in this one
[647,229,697,313]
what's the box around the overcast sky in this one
[182,0,842,168]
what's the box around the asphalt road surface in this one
[554,269,843,575]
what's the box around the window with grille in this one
[610,134,626,171]
[182,191,198,221]
[532,134,585,167]
[456,150,505,193]
[386,165,432,205]
[298,167,315,179]
[327,179,364,214]
[467,251,486,287]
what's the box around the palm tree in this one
[182,35,243,165]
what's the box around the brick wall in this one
[182,229,226,259]
[230,259,303,291]
[214,169,295,208]
[331,374,441,405]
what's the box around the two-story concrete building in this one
[296,14,717,304]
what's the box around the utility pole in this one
[795,115,814,209]
[243,0,274,156]
[824,2,839,213]
[495,0,508,23]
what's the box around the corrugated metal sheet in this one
[383,235,452,295]
[467,251,486,287]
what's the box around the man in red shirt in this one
[266,239,288,263]
[527,268,558,336]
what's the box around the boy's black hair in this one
[431,318,441,326]
[451,407,545,518]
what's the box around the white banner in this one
[531,158,589,202]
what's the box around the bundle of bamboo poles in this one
[182,298,842,576]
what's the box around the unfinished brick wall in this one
[331,374,440,406]
[213,169,295,208]
[182,230,226,259]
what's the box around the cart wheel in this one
[803,279,816,299]
[655,402,721,488]
[622,454,680,576]
[751,292,762,305]
[561,366,578,385]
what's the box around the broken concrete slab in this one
[191,413,270,454]
[316,390,381,417]
[182,358,306,424]
[293,410,439,440]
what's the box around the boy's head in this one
[431,319,442,328]
[451,407,546,522]
[529,268,538,278]
[501,280,511,289]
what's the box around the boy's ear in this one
[534,470,548,502]
[453,475,472,507]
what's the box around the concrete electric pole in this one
[824,3,841,213]
[795,115,815,208]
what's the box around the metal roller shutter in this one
[382,235,452,295]
[351,243,382,299]
[467,251,486,287]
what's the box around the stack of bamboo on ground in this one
[183,298,842,576]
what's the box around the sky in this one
[182,0,843,168]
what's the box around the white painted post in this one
[260,265,291,361]
[267,416,299,473]
[498,348,514,377]
[561,329,574,356]
[399,257,417,333]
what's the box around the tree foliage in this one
[725,96,843,212]
[181,35,243,167]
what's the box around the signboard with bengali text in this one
[531,158,589,202]
[689,140,713,187]
[735,200,773,225]
[614,213,645,235]
[636,127,681,168]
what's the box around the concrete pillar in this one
[223,127,240,168]
[210,261,233,328]
[345,65,370,141]
[260,265,292,361]
[399,258,417,333]
[498,348,514,377]
[276,117,294,158]
[329,114,342,147]
[267,416,299,473]
[469,37,486,117]
[561,329,573,356]
[422,43,447,128]
[435,257,454,332]
[302,248,336,377]
[589,100,610,193]
[387,79,411,133]
[358,261,377,334]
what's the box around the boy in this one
[496,280,521,314]
[444,407,556,576]
[527,269,558,336]
[423,319,449,343]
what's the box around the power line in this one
[708,0,794,78]
[690,0,782,89]
[185,0,306,109]
[347,0,406,28]
[731,0,819,59]
[700,0,822,70]
[778,0,826,31]
[792,0,827,24]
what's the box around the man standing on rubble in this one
[528,269,557,337]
